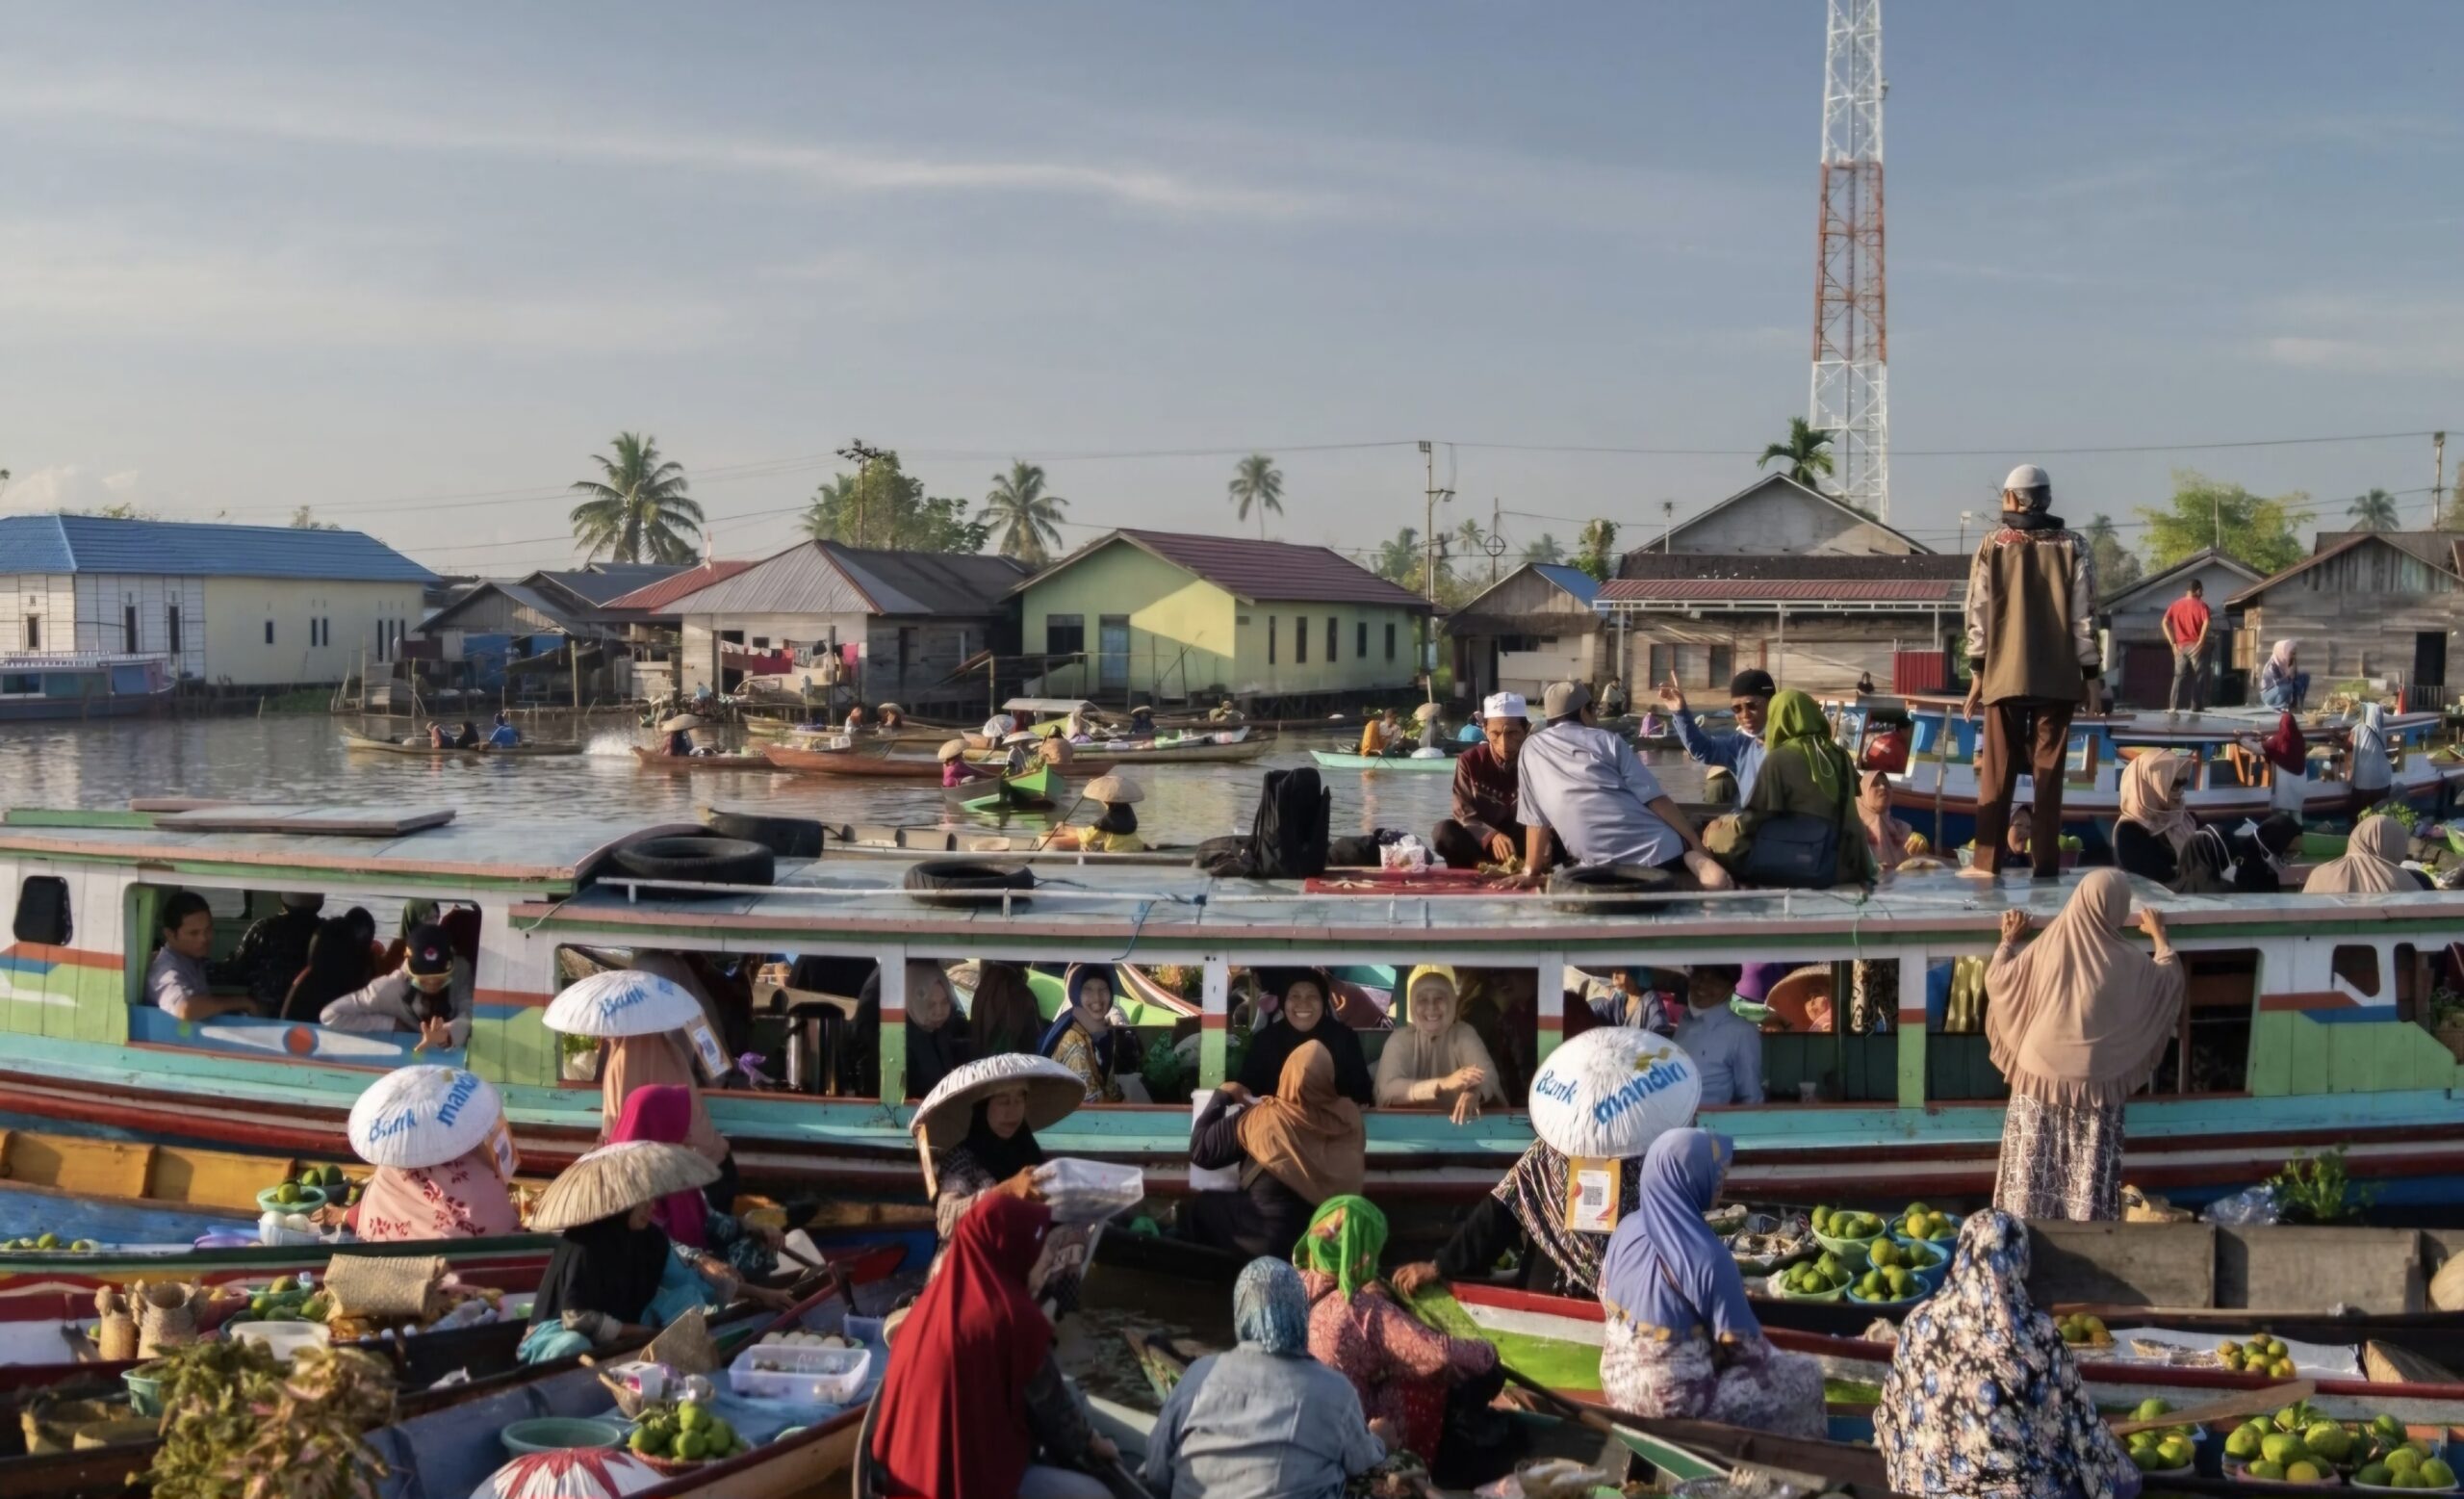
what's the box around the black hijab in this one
[956,1098,1045,1184]
[1235,968,1373,1104]
[1095,802,1139,836]
[531,1212,671,1326]
[281,917,375,1022]
[906,1009,973,1100]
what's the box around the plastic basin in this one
[1846,1283,1931,1308]
[1889,1212,1963,1252]
[254,1185,327,1214]
[501,1418,625,1457]
[122,1372,164,1417]
[1810,1228,1883,1268]
[1877,1238,1949,1290]
[227,1320,332,1361]
[1769,1279,1846,1303]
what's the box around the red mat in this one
[1302,867,1505,896]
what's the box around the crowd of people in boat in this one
[142,890,478,1042]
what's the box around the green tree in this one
[1758,417,1836,493]
[2346,487,2401,531]
[1575,518,1619,582]
[289,505,341,530]
[803,450,989,553]
[1373,527,1422,584]
[1520,532,1564,565]
[2134,470,2313,577]
[85,500,155,520]
[2084,513,2142,596]
[569,432,703,564]
[1227,452,1283,538]
[982,460,1067,565]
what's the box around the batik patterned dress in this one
[1297,1271,1495,1460]
[1991,1093,2126,1223]
[1598,1321,1826,1437]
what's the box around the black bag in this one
[1193,835,1258,877]
[1249,767,1331,878]
[1737,748,1852,890]
[1326,834,1383,867]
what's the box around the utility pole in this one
[836,439,885,549]
[2436,431,2448,526]
[1417,441,1452,703]
[1958,509,1975,553]
[1490,497,1502,585]
[1660,500,1677,553]
[2213,489,2222,554]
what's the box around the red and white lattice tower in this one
[1810,0,1889,520]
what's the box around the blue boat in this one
[0,653,172,721]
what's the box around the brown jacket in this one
[1964,519,2099,704]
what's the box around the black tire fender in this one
[703,810,826,859]
[610,836,777,895]
[902,859,1036,906]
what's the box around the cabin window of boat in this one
[2331,944,2381,1000]
[13,875,70,944]
[127,885,481,1036]
[0,673,38,695]
[2390,943,2434,1025]
[1047,614,1085,659]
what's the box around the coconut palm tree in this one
[1227,452,1284,538]
[2346,487,2401,531]
[1521,533,1564,565]
[1373,527,1421,583]
[983,460,1067,564]
[1575,518,1619,582]
[1758,417,1837,492]
[569,433,703,564]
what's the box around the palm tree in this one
[2347,487,2400,531]
[1227,452,1284,538]
[1758,417,1836,492]
[1575,518,1619,582]
[1373,528,1421,583]
[570,433,703,564]
[983,460,1067,564]
[1521,533,1564,565]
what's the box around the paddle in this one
[2105,1379,2315,1436]
[1032,788,1092,853]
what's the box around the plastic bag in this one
[1379,836,1432,872]
[1035,1157,1144,1223]
[2200,1184,2281,1227]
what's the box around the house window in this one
[1326,617,1339,662]
[167,606,181,658]
[23,616,38,651]
[0,674,37,694]
[1295,615,1308,664]
[1046,613,1086,657]
[1356,621,1368,658]
[1384,622,1396,660]
[1708,643,1733,689]
[124,605,139,653]
[264,621,274,645]
[1269,616,1277,665]
[1649,643,1676,685]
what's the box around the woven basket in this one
[2435,1025,2464,1066]
[136,1282,204,1357]
[325,1253,444,1324]
[596,1306,723,1418]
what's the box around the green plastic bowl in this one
[1810,1227,1884,1268]
[1846,1282,1931,1308]
[1769,1278,1847,1303]
[122,1372,164,1417]
[500,1417,624,1457]
[254,1184,327,1214]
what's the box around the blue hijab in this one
[1597,1128,1758,1340]
[1232,1257,1310,1355]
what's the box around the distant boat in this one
[952,761,1063,811]
[1311,748,1455,772]
[338,728,582,758]
[629,746,782,773]
[0,653,172,722]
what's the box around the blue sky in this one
[2,2,2458,574]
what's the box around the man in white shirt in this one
[144,892,259,1022]
[1673,965,1763,1105]
[1517,681,1732,889]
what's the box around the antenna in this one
[1810,0,1889,520]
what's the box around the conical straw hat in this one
[1524,1025,1702,1160]
[908,1053,1086,1150]
[1082,774,1142,805]
[530,1141,718,1231]
[544,970,706,1038]
[937,738,969,762]
[471,1448,666,1499]
[658,713,706,732]
[347,1065,503,1170]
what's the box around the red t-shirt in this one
[2161,596,2211,647]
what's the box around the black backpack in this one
[1250,766,1331,878]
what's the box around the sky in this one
[2,2,2459,577]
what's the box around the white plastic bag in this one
[1034,1157,1144,1224]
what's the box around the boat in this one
[2,804,2461,1209]
[1091,726,1271,766]
[629,747,783,773]
[952,762,1062,812]
[760,743,944,777]
[1309,749,1458,771]
[0,654,173,722]
[339,729,583,759]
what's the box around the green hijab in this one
[1767,688,1853,804]
[1295,1193,1388,1298]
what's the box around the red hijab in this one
[869,1194,1053,1499]
[608,1085,709,1250]
[2261,712,2307,774]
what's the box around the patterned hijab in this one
[1234,1256,1310,1356]
[1766,689,1851,803]
[1295,1194,1388,1299]
[1491,1140,1641,1296]
[1875,1211,2133,1499]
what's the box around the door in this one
[2414,631,2448,700]
[1098,616,1131,694]
[2118,643,2171,710]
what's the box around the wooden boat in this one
[2,805,2461,1209]
[338,729,583,759]
[1309,749,1457,771]
[952,762,1062,812]
[629,746,783,773]
[761,743,943,777]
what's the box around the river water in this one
[0,715,1709,843]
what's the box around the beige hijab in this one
[1234,1040,1366,1204]
[1859,769,1912,871]
[2118,752,2196,856]
[601,1030,728,1165]
[1373,965,1507,1105]
[2303,815,2414,895]
[1985,869,2185,1109]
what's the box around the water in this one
[0,715,1710,844]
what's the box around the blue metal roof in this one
[1531,563,1601,602]
[0,515,437,583]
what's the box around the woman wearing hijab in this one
[2258,638,2308,711]
[1391,1137,1642,1301]
[1987,868,2185,1221]
[1047,775,1146,853]
[966,962,1045,1059]
[899,960,972,1100]
[868,1195,1115,1499]
[609,1084,777,1279]
[2305,814,2426,894]
[1236,969,1374,1105]
[1714,688,1874,888]
[2251,711,2312,816]
[1185,1040,1366,1256]
[1142,1257,1388,1499]
[598,1028,736,1213]
[1040,964,1126,1102]
[1296,1196,1516,1488]
[336,1073,521,1243]
[2113,751,2197,887]
[1598,1130,1824,1435]
[2348,702,2394,813]
[1859,767,1923,874]
[1373,966,1504,1124]
[1876,1210,2138,1499]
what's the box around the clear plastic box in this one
[1037,1158,1144,1223]
[727,1341,871,1406]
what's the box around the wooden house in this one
[2099,549,2262,710]
[1442,563,1603,702]
[2226,532,2464,705]
[1656,474,1928,556]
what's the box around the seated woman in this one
[2305,813,2427,894]
[1039,965,1129,1102]
[1875,1210,2137,1499]
[1708,689,1873,888]
[599,1027,737,1212]
[1373,966,1504,1124]
[1237,969,1374,1105]
[1143,1257,1389,1499]
[1859,768,1923,874]
[1297,1195,1520,1488]
[611,1084,777,1279]
[938,738,993,787]
[331,1065,520,1242]
[877,702,906,733]
[918,1055,1092,1318]
[869,1195,1116,1499]
[1044,775,1145,853]
[2258,639,2309,712]
[900,960,972,1100]
[1392,1136,1638,1300]
[966,961,1045,1059]
[2113,751,2195,887]
[1598,1129,1824,1436]
[1185,1040,1364,1257]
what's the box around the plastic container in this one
[1846,1281,1931,1308]
[226,1320,331,1362]
[2225,1460,2350,1488]
[1880,1238,1950,1290]
[728,1341,871,1406]
[254,1185,327,1214]
[122,1372,164,1417]
[1889,1212,1963,1252]
[1035,1158,1144,1224]
[1810,1227,1883,1268]
[501,1418,625,1457]
[1767,1278,1847,1303]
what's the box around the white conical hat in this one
[347,1065,504,1170]
[908,1052,1086,1150]
[530,1141,719,1231]
[1525,1026,1702,1161]
[470,1448,663,1499]
[543,970,705,1038]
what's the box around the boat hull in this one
[1310,750,1456,771]
[0,691,171,722]
[339,731,582,758]
[630,747,782,773]
[761,745,939,777]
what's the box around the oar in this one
[2106,1379,2315,1436]
[1032,788,1092,853]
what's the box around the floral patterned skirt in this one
[1599,1319,1826,1437]
[1993,1093,2125,1223]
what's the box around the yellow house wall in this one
[1230,603,1420,694]
[201,578,428,686]
[1020,545,1237,699]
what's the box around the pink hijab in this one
[350,1147,520,1242]
[609,1083,711,1248]
[600,1031,727,1165]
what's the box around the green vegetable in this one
[145,1339,397,1499]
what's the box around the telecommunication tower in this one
[1810,0,1889,520]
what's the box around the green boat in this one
[955,761,1061,811]
[1310,749,1455,772]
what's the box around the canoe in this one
[954,762,1061,812]
[339,729,582,758]
[1310,750,1456,771]
[762,744,941,777]
[629,747,783,773]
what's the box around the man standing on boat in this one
[1963,464,2100,880]
[1517,681,1732,890]
[2163,578,2212,713]
[1659,667,1773,803]
[1431,691,1528,869]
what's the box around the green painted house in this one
[1010,529,1432,703]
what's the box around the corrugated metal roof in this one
[828,546,1031,615]
[1615,552,1968,582]
[535,564,681,607]
[1022,529,1430,608]
[667,543,873,615]
[0,514,436,582]
[1598,579,1960,603]
[601,560,757,613]
[1529,563,1601,602]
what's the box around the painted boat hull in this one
[761,745,941,777]
[629,747,783,773]
[339,730,582,758]
[0,691,172,722]
[954,762,1062,811]
[1310,750,1456,771]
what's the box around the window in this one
[1046,613,1086,657]
[23,616,38,651]
[751,636,770,649]
[1326,616,1338,662]
[0,674,38,694]
[1295,615,1308,664]
[13,875,69,944]
[1384,622,1396,660]
[1649,643,1676,685]
[264,621,274,645]
[124,606,139,653]
[1268,616,1276,665]
[1356,621,1368,658]
[167,606,182,657]
[1708,643,1734,689]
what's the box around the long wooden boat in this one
[1310,748,1457,771]
[760,744,943,778]
[1,806,2461,1211]
[339,729,583,759]
[629,747,783,774]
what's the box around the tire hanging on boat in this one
[702,810,827,859]
[902,860,1035,906]
[607,836,776,894]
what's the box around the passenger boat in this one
[338,729,584,759]
[0,654,173,722]
[1309,749,1457,771]
[628,747,783,773]
[1091,726,1271,765]
[0,804,2459,1209]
